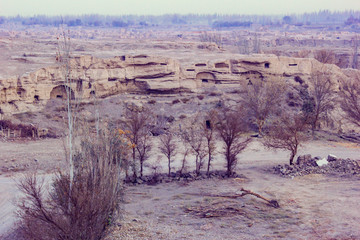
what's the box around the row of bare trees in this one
[117,70,360,179]
[117,106,250,179]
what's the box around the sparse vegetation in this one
[3,10,360,240]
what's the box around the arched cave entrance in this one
[196,72,216,86]
[50,85,75,100]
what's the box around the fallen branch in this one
[186,188,280,208]
[239,188,280,208]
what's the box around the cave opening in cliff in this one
[197,72,216,86]
[34,95,39,101]
[265,63,270,68]
[50,85,75,100]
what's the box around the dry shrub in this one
[16,130,124,240]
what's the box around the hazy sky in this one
[1,0,359,16]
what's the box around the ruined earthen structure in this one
[0,54,354,114]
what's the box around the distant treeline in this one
[0,10,359,28]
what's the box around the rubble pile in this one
[272,154,360,178]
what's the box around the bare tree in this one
[159,131,177,176]
[136,129,152,178]
[121,108,152,180]
[339,73,360,127]
[241,79,285,135]
[263,113,309,165]
[182,117,206,176]
[17,129,124,240]
[202,110,217,176]
[216,107,251,177]
[178,126,190,175]
[314,49,335,64]
[308,71,336,132]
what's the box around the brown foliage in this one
[340,73,360,127]
[263,113,309,165]
[16,131,124,240]
[215,107,251,176]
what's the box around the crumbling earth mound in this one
[271,154,360,178]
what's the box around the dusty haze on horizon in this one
[0,0,359,17]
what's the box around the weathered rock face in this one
[0,54,355,114]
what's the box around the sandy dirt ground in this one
[0,138,359,239]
